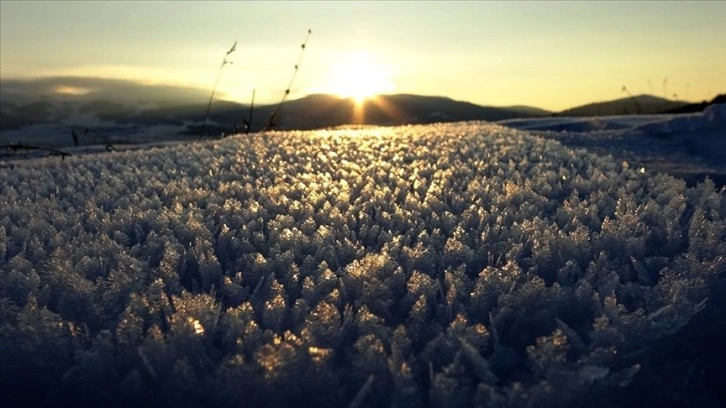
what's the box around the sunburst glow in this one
[328,51,395,103]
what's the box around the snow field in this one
[1,122,724,407]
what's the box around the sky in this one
[1,1,724,111]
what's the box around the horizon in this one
[0,74,713,112]
[1,1,724,112]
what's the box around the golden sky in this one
[1,1,724,111]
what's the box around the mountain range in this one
[558,94,691,116]
[1,76,711,146]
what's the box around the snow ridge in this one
[1,122,724,407]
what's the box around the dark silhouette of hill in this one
[1,77,550,137]
[663,94,726,114]
[499,105,552,117]
[5,76,707,142]
[558,94,688,116]
[239,94,534,132]
[177,94,542,136]
[0,76,212,133]
[0,76,209,105]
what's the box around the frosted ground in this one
[4,103,725,187]
[0,109,725,407]
[498,104,726,187]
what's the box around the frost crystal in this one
[1,121,723,407]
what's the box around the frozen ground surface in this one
[1,120,724,407]
[498,104,726,187]
[4,104,725,188]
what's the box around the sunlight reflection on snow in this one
[189,318,205,335]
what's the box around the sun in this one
[329,51,395,103]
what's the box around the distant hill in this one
[558,94,689,117]
[169,94,544,135]
[14,76,717,147]
[249,94,533,131]
[0,76,209,105]
[499,105,552,117]
[663,94,726,114]
[1,76,549,141]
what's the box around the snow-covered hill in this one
[499,104,726,186]
[1,122,724,407]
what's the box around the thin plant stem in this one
[246,88,256,134]
[265,29,311,131]
[2,143,72,160]
[202,41,237,140]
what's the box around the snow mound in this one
[498,115,664,133]
[498,107,726,172]
[632,103,726,136]
[630,104,726,161]
[1,123,724,407]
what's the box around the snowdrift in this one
[626,103,726,161]
[498,104,726,163]
[1,122,724,407]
